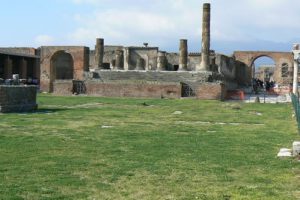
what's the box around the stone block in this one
[293,141,300,156]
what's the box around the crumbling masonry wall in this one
[40,46,89,92]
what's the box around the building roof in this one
[0,50,39,58]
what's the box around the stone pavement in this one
[242,93,291,103]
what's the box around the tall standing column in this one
[199,3,211,71]
[293,60,298,94]
[124,48,130,71]
[179,39,188,71]
[19,58,28,79]
[115,48,124,70]
[94,38,104,69]
[292,44,300,94]
[4,56,12,79]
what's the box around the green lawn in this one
[1,94,300,199]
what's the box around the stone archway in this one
[233,51,293,84]
[252,55,275,82]
[50,51,74,92]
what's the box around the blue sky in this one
[1,0,300,57]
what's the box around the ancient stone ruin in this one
[0,3,295,101]
[0,85,37,113]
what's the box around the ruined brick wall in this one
[0,85,37,113]
[51,78,225,100]
[85,81,181,98]
[53,81,73,95]
[40,46,90,92]
[233,51,293,85]
[196,83,225,100]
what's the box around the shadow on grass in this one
[34,108,69,113]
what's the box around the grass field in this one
[1,94,300,199]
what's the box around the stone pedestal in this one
[199,3,211,71]
[179,39,188,71]
[95,38,104,69]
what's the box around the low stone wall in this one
[87,70,223,83]
[0,85,37,113]
[85,81,181,98]
[52,79,225,100]
[53,80,73,95]
[196,83,225,100]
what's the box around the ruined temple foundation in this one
[199,3,211,71]
[53,70,225,100]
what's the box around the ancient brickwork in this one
[233,51,293,84]
[53,80,73,95]
[85,81,181,98]
[196,83,225,100]
[40,46,89,92]
[0,85,37,113]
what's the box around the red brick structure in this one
[233,51,293,84]
[40,46,89,92]
[196,83,225,100]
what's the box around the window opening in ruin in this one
[181,82,195,97]
[73,80,86,94]
[281,63,289,77]
[103,63,110,69]
[174,65,179,71]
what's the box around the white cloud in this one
[66,0,300,52]
[34,35,55,46]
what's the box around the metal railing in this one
[291,93,300,133]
